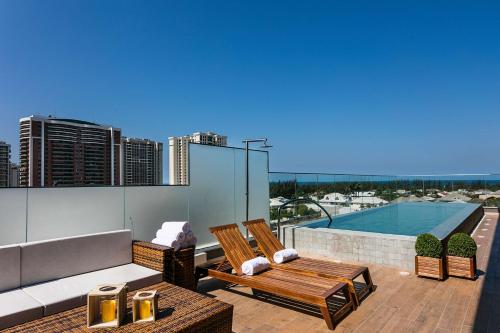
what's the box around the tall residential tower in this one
[19,116,121,187]
[121,137,163,186]
[168,132,227,185]
[0,141,10,187]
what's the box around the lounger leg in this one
[319,304,335,330]
[342,285,355,312]
[347,282,359,310]
[362,270,374,292]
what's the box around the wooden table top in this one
[4,282,233,332]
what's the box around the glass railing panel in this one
[124,186,190,242]
[26,186,125,242]
[0,187,28,245]
[269,172,500,234]
[278,174,322,226]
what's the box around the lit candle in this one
[139,300,151,320]
[101,299,116,323]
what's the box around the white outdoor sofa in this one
[0,230,163,330]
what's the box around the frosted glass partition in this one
[0,188,27,245]
[0,144,270,249]
[189,144,270,248]
[26,187,125,242]
[124,186,189,242]
[234,148,270,223]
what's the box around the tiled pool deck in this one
[199,211,500,332]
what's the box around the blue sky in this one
[1,0,499,177]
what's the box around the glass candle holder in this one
[133,290,158,322]
[139,299,152,320]
[100,296,117,323]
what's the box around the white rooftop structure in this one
[437,192,472,202]
[270,196,288,208]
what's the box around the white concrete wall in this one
[282,225,417,271]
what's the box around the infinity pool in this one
[306,202,482,238]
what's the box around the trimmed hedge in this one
[447,233,477,258]
[415,233,443,258]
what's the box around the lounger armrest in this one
[132,240,172,276]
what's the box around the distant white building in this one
[270,196,288,208]
[351,197,388,205]
[479,190,500,200]
[169,132,227,185]
[437,192,472,202]
[320,192,349,204]
[356,191,376,197]
[474,189,492,195]
[396,189,410,196]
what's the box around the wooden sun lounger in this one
[243,219,375,307]
[208,224,355,330]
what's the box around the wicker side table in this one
[133,241,196,290]
[166,246,196,291]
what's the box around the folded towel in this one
[184,231,197,247]
[152,237,181,251]
[161,221,191,234]
[241,257,270,276]
[273,248,299,264]
[156,229,186,242]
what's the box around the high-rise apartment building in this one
[19,116,121,187]
[168,132,227,185]
[0,141,10,187]
[9,163,19,187]
[121,137,163,186]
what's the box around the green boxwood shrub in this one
[415,233,443,258]
[447,233,477,258]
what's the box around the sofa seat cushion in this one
[0,289,43,330]
[22,264,162,316]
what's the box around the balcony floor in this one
[198,211,499,332]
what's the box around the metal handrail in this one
[276,198,333,240]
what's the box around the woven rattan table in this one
[4,282,233,333]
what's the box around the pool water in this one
[307,202,481,237]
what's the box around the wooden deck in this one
[198,211,500,332]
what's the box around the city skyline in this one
[1,1,499,175]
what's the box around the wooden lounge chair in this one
[243,219,374,307]
[208,224,354,330]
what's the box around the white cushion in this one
[241,257,270,276]
[21,230,132,286]
[0,289,43,330]
[273,248,299,264]
[0,244,21,292]
[22,263,162,316]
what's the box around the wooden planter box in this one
[415,256,445,280]
[447,255,477,280]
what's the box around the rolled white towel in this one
[273,248,299,264]
[184,232,197,247]
[152,237,181,251]
[156,229,185,242]
[161,221,191,234]
[241,257,270,276]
